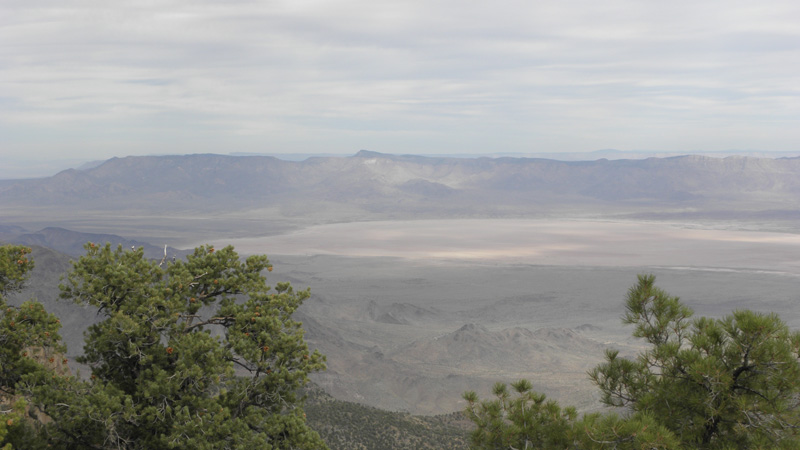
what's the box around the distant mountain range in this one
[2,152,799,226]
[6,149,800,181]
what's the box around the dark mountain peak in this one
[354,150,385,158]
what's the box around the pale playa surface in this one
[217,219,800,275]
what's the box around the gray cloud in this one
[1,0,799,160]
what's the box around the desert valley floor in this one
[179,219,800,414]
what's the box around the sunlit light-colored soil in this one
[213,219,800,275]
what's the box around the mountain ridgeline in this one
[2,152,799,221]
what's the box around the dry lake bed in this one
[217,219,800,275]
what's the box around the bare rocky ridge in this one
[390,324,612,378]
[11,227,188,259]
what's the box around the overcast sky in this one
[2,0,799,166]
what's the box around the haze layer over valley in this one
[2,152,800,414]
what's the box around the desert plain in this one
[192,218,800,414]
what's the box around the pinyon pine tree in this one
[1,245,64,449]
[590,274,800,448]
[464,274,800,449]
[1,243,327,450]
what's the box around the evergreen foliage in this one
[0,243,327,449]
[0,245,63,450]
[463,380,577,449]
[465,274,800,449]
[590,274,800,448]
[463,380,677,449]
